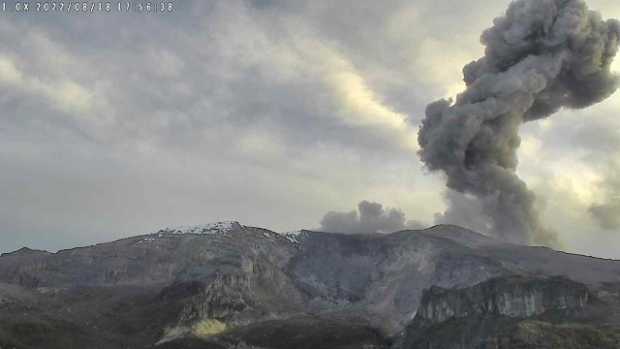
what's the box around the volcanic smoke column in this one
[418,0,620,245]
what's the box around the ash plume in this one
[320,200,423,234]
[418,0,620,244]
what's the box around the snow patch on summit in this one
[137,221,243,244]
[157,221,242,235]
[283,230,310,244]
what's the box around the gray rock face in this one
[401,276,620,349]
[417,276,590,323]
[286,227,510,331]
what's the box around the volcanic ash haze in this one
[418,0,620,245]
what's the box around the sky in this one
[1,0,619,258]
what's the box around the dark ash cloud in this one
[434,190,491,234]
[320,200,424,234]
[418,0,620,245]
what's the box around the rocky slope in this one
[415,276,591,323]
[0,222,618,348]
[401,276,620,349]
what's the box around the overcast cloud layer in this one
[1,0,619,258]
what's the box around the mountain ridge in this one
[0,222,619,348]
[5,222,619,262]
